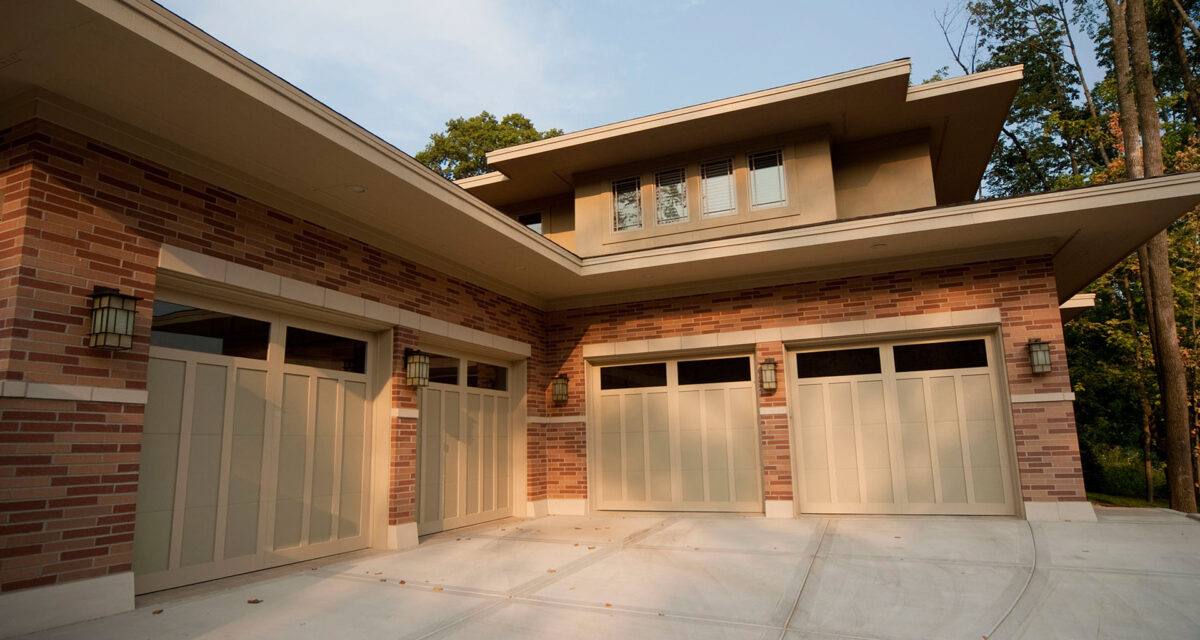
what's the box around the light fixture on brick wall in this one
[759,358,778,393]
[1027,339,1052,374]
[552,374,569,405]
[87,286,139,351]
[404,348,430,387]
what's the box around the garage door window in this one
[600,362,667,389]
[427,353,460,385]
[893,339,987,372]
[677,357,751,385]
[284,327,366,373]
[150,301,270,359]
[795,347,881,378]
[467,361,508,391]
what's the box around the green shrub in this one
[1082,444,1168,498]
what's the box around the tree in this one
[936,0,1200,508]
[1121,0,1199,512]
[415,112,562,180]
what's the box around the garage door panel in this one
[416,354,513,535]
[791,337,1014,516]
[137,299,375,594]
[594,357,762,512]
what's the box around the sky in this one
[159,0,1104,155]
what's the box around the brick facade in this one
[0,116,1088,596]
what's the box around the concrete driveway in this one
[18,507,1200,640]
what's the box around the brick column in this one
[388,328,419,526]
[756,342,793,515]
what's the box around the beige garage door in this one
[789,336,1015,515]
[593,355,762,512]
[133,295,374,594]
[416,352,512,535]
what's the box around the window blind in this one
[655,168,688,224]
[612,177,642,231]
[700,158,735,215]
[749,149,785,206]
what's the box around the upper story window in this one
[749,148,786,207]
[655,168,688,225]
[518,212,543,234]
[612,176,643,231]
[700,158,735,216]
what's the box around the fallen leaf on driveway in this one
[152,609,163,615]
[247,599,262,604]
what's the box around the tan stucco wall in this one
[833,139,937,219]
[500,194,577,252]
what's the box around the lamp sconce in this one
[404,348,430,387]
[1027,339,1052,374]
[87,286,140,351]
[759,358,778,393]
[551,374,569,405]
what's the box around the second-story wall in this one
[490,129,940,258]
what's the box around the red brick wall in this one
[0,119,548,588]
[756,342,792,501]
[526,423,547,501]
[0,117,1090,597]
[0,400,141,593]
[543,257,1084,505]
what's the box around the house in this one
[3,1,1200,636]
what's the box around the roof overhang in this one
[1060,293,1097,322]
[465,62,1022,207]
[3,1,1197,312]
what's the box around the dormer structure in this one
[459,61,1021,257]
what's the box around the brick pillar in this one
[389,328,419,525]
[756,342,793,514]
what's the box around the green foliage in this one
[1082,444,1168,497]
[949,0,1200,497]
[414,112,562,180]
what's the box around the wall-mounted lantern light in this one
[759,358,778,393]
[552,374,569,405]
[1027,339,1052,374]
[404,348,430,387]
[88,286,140,351]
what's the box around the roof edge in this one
[485,58,914,165]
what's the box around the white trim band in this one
[758,406,789,416]
[0,381,148,404]
[527,415,587,424]
[1011,392,1075,403]
[159,244,531,358]
[390,407,419,419]
[582,308,1003,359]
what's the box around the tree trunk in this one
[1168,2,1200,125]
[1127,0,1199,512]
[1172,0,1200,42]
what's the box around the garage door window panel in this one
[677,357,751,385]
[795,348,882,378]
[151,301,270,359]
[893,339,987,372]
[284,327,367,373]
[600,363,668,389]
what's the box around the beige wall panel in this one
[275,374,308,549]
[418,389,442,524]
[465,394,481,517]
[703,389,730,503]
[857,380,893,504]
[180,363,226,567]
[225,369,266,559]
[481,395,495,514]
[896,377,935,504]
[623,394,646,502]
[647,392,672,502]
[677,390,704,503]
[134,357,187,574]
[834,140,937,220]
[497,397,511,510]
[963,374,1005,503]
[307,378,337,544]
[443,391,461,520]
[339,381,366,538]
